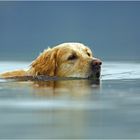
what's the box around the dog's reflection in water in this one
[31,79,100,97]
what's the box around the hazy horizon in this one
[0,1,140,61]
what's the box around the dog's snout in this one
[91,58,102,72]
[90,58,102,79]
[92,59,102,66]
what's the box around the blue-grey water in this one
[0,61,140,139]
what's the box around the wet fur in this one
[0,43,99,78]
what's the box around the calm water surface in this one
[0,61,140,139]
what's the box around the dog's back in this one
[0,70,26,78]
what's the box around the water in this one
[0,61,140,139]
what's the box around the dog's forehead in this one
[58,43,90,52]
[69,43,93,55]
[70,43,87,50]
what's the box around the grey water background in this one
[0,1,140,139]
[0,61,140,139]
[0,1,140,61]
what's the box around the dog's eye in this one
[68,54,77,61]
[87,52,91,57]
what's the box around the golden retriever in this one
[0,42,102,79]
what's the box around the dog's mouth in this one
[89,72,100,79]
[89,66,101,79]
[95,71,101,78]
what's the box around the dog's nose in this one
[92,59,102,66]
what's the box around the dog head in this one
[29,43,102,79]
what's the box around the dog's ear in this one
[29,48,58,76]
